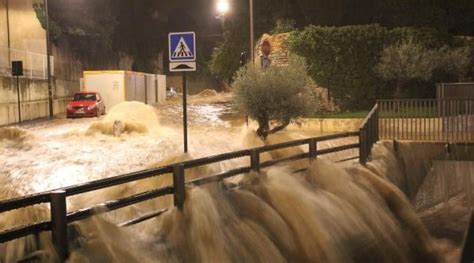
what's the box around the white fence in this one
[0,47,52,80]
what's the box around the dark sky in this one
[168,0,222,34]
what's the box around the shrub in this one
[233,57,314,138]
[288,25,390,110]
[433,46,471,82]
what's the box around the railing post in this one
[359,127,367,165]
[375,105,380,142]
[309,138,317,161]
[250,149,260,172]
[50,190,68,261]
[460,210,474,262]
[173,164,186,210]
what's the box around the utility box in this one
[83,70,166,110]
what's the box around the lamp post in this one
[249,0,254,63]
[44,0,53,118]
[6,0,11,65]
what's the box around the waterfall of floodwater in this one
[1,143,446,262]
[63,159,443,263]
[0,99,464,262]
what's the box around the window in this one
[74,93,97,101]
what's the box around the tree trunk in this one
[256,118,290,139]
[394,79,402,99]
[256,117,270,139]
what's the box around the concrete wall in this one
[289,118,364,134]
[0,0,83,80]
[7,0,46,53]
[0,0,7,48]
[0,76,79,125]
[0,0,83,125]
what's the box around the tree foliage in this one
[271,19,297,35]
[210,31,248,83]
[374,39,437,98]
[210,0,474,83]
[288,25,472,108]
[232,58,314,138]
[375,39,471,98]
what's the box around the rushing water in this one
[0,93,465,262]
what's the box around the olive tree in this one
[375,39,471,98]
[233,57,315,138]
[375,39,437,99]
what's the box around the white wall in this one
[84,71,125,111]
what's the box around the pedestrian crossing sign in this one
[169,32,196,62]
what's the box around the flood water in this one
[0,92,465,262]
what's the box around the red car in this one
[67,91,106,118]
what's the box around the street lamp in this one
[215,0,254,63]
[216,0,230,15]
[249,0,254,63]
[44,0,53,118]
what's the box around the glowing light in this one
[216,0,230,14]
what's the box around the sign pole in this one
[182,72,188,153]
[169,31,196,153]
[16,75,21,123]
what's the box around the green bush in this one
[233,57,314,138]
[288,25,390,110]
[288,25,461,109]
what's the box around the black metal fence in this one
[0,132,362,261]
[437,82,474,100]
[359,104,380,165]
[378,99,474,142]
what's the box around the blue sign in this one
[169,32,196,62]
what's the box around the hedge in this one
[288,24,455,110]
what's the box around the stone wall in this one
[255,33,338,112]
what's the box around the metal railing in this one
[0,131,360,260]
[0,47,49,80]
[378,99,474,142]
[359,104,379,165]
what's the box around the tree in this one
[375,39,471,98]
[271,18,297,34]
[210,30,248,83]
[375,39,437,98]
[233,57,315,138]
[432,46,471,82]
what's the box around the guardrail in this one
[378,99,474,142]
[0,131,360,261]
[359,104,379,165]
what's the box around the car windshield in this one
[74,93,96,101]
